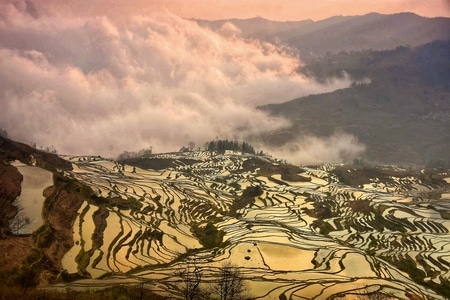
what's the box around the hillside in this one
[197,13,450,63]
[260,40,450,166]
[1,136,450,298]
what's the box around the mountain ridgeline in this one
[260,40,450,165]
[197,12,450,63]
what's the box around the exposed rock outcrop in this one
[0,163,23,237]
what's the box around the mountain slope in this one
[260,40,450,165]
[287,13,450,61]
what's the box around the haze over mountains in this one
[1,5,449,165]
[261,40,450,165]
[199,12,450,166]
[197,12,450,62]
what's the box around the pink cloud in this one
[0,3,354,161]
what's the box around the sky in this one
[0,0,448,163]
[26,0,450,21]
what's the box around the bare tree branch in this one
[216,262,246,300]
[176,257,204,300]
[10,206,33,235]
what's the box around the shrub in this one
[191,222,224,248]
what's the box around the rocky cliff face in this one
[0,135,74,238]
[0,136,84,285]
[0,163,23,237]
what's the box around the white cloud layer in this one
[267,131,366,165]
[0,1,359,163]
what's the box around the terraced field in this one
[53,152,450,299]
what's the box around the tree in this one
[10,208,33,235]
[117,146,153,160]
[215,263,246,300]
[176,258,204,300]
[117,150,135,160]
[137,146,153,157]
[0,128,8,138]
[43,145,57,154]
[241,142,255,155]
[189,141,196,151]
[175,259,247,300]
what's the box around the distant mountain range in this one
[197,12,450,62]
[199,13,450,166]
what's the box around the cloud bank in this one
[0,1,358,163]
[267,132,366,166]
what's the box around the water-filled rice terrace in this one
[56,151,450,299]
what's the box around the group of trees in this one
[42,145,57,154]
[179,141,197,152]
[177,260,247,300]
[29,142,58,154]
[206,139,257,155]
[115,139,265,158]
[117,146,153,160]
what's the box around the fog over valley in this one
[0,2,361,163]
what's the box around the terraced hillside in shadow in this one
[39,151,450,299]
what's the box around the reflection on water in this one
[48,154,449,299]
[11,161,53,234]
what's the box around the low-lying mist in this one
[265,132,366,165]
[0,1,358,163]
